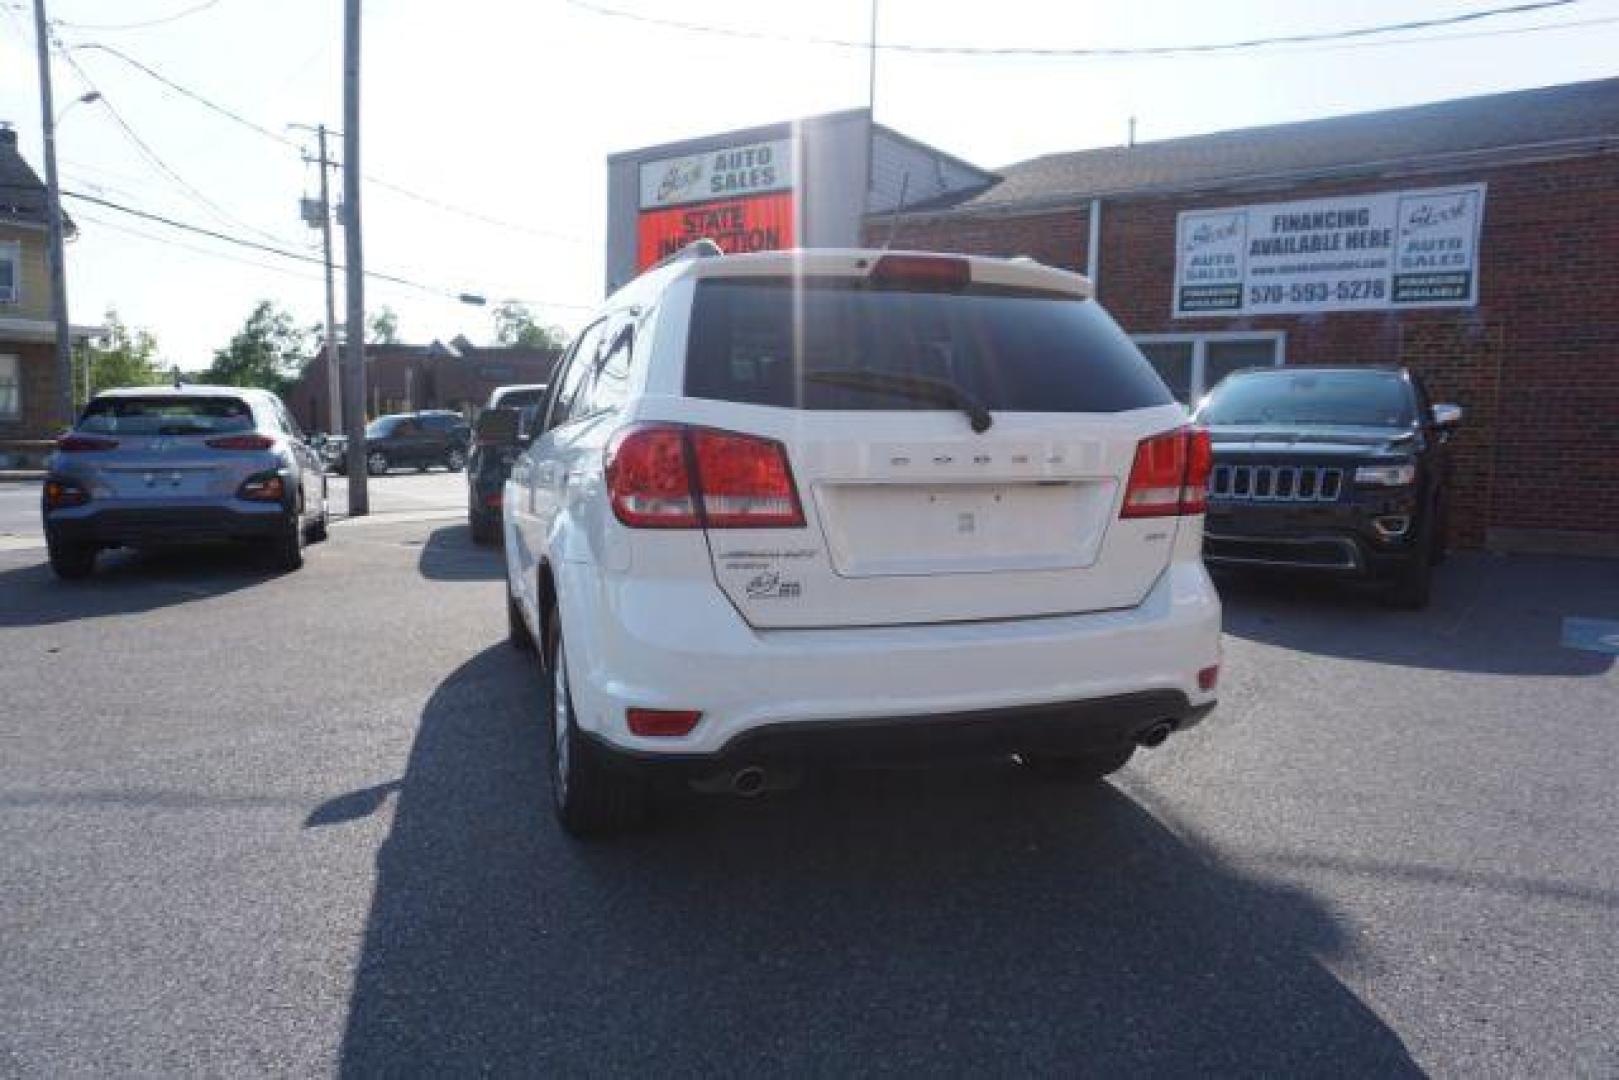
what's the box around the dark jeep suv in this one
[337,410,470,476]
[1195,366,1461,609]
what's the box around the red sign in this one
[636,191,796,270]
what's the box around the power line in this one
[59,37,591,244]
[564,0,1590,57]
[51,43,307,249]
[74,210,328,286]
[55,0,228,32]
[62,188,597,311]
[68,43,297,147]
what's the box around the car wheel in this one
[545,609,646,837]
[445,447,467,472]
[1019,744,1135,782]
[366,451,389,476]
[47,536,97,580]
[268,507,305,572]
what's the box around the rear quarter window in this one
[684,278,1173,414]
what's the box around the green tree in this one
[368,306,401,345]
[206,301,309,395]
[74,310,163,406]
[492,301,565,349]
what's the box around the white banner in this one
[638,137,795,210]
[1174,183,1486,317]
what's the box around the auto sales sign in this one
[636,137,796,270]
[1174,183,1486,317]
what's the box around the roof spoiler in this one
[644,238,723,276]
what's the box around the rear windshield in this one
[79,395,255,436]
[1198,371,1414,428]
[684,279,1173,413]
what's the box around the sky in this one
[2,0,1617,369]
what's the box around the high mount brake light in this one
[606,424,805,529]
[206,434,276,450]
[1121,427,1212,518]
[868,254,971,291]
[57,435,118,453]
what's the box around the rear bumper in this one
[584,691,1215,776]
[45,501,287,545]
[557,556,1222,760]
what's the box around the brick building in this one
[608,83,1619,554]
[286,337,561,433]
[856,80,1619,556]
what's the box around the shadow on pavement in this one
[336,645,1418,1075]
[0,543,276,628]
[415,524,503,582]
[1219,553,1615,677]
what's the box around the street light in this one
[55,90,102,126]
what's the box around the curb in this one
[0,471,45,482]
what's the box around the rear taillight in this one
[206,434,276,450]
[44,479,90,508]
[605,425,699,528]
[606,424,804,529]
[237,472,285,502]
[1121,427,1212,518]
[56,434,118,453]
[626,708,703,737]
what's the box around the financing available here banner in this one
[1174,183,1486,317]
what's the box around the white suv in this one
[504,247,1220,835]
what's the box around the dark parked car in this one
[1194,366,1460,609]
[467,384,546,543]
[328,410,470,476]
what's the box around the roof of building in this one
[0,125,49,226]
[903,77,1619,216]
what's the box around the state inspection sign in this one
[1174,183,1486,317]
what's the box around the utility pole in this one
[341,0,368,514]
[314,125,341,434]
[864,0,879,209]
[31,0,74,428]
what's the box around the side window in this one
[394,419,421,438]
[547,321,606,430]
[584,322,633,417]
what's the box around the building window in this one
[0,354,20,420]
[1133,332,1285,405]
[0,243,19,304]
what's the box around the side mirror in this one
[473,406,522,447]
[1431,403,1463,430]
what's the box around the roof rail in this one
[645,238,723,275]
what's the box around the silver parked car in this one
[42,384,329,579]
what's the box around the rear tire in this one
[1019,744,1135,783]
[545,610,646,837]
[268,509,305,572]
[47,536,97,580]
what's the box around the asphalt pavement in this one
[1,472,1616,1075]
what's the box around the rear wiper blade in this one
[803,369,993,433]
